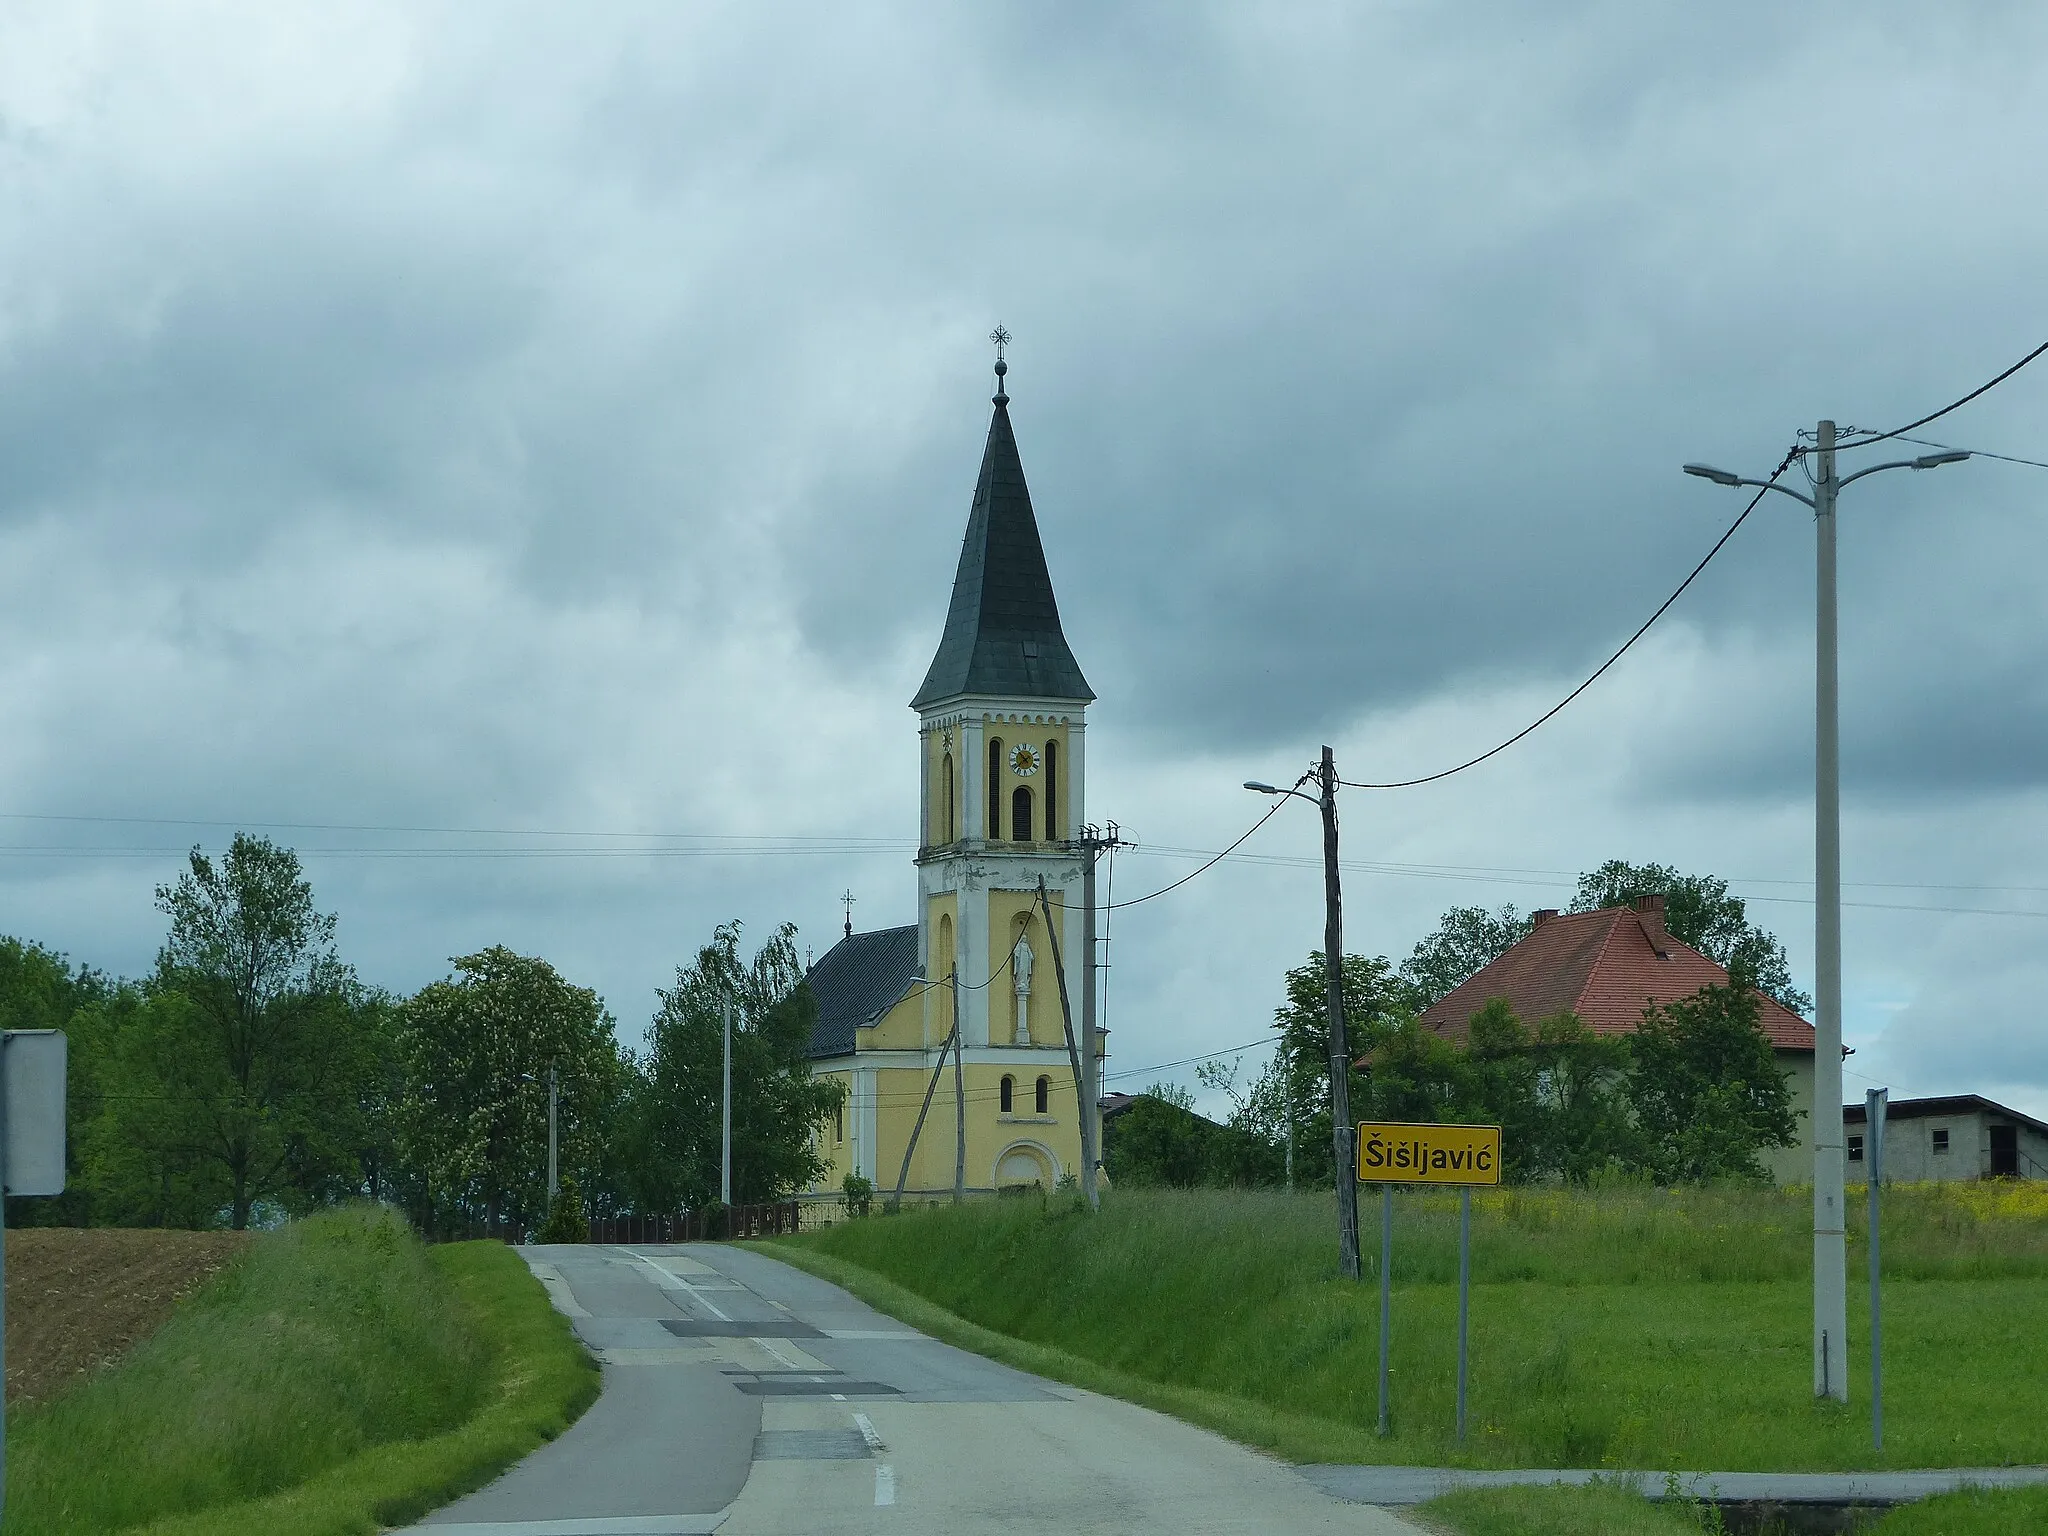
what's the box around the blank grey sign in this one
[5,1030,67,1196]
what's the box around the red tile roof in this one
[1414,898,1814,1053]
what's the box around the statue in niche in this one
[1011,930,1035,1045]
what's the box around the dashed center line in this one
[853,1412,886,1452]
[875,1463,896,1506]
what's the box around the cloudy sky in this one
[4,3,2047,1121]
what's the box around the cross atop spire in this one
[841,889,856,939]
[990,325,1010,405]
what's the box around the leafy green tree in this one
[621,921,841,1210]
[1626,977,1797,1184]
[1103,1084,1224,1188]
[1271,950,1444,1186]
[1571,860,1811,1015]
[1398,905,1533,1010]
[135,836,366,1229]
[397,946,625,1235]
[1462,1000,1634,1183]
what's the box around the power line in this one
[0,810,908,844]
[1836,341,2048,451]
[1893,434,2048,473]
[1338,448,1800,791]
[1096,782,1304,911]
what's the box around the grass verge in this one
[1413,1484,1700,1536]
[4,1207,597,1536]
[778,1185,2048,1471]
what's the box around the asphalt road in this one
[407,1241,1422,1536]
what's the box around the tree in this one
[397,946,625,1235]
[140,836,364,1229]
[1627,977,1797,1184]
[1398,905,1533,1010]
[621,922,842,1211]
[1270,950,1445,1186]
[1571,860,1811,1015]
[1462,1000,1633,1184]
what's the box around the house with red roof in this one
[1415,894,1816,1184]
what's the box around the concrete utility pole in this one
[1811,419,1848,1401]
[721,997,733,1208]
[1037,872,1099,1210]
[1683,426,1969,1403]
[1079,828,1115,1210]
[547,1062,559,1203]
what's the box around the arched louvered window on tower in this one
[941,752,955,843]
[1012,786,1033,842]
[1044,740,1059,840]
[1000,1075,1014,1113]
[1035,1075,1050,1114]
[988,738,1004,839]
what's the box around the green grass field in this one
[784,1182,2048,1532]
[4,1206,597,1536]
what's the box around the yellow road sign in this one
[1357,1121,1501,1186]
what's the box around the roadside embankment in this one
[778,1183,2048,1475]
[3,1206,597,1536]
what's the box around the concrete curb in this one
[1299,1463,2048,1507]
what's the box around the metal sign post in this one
[1867,1087,1888,1451]
[1358,1120,1501,1442]
[0,1029,68,1512]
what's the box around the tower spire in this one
[911,337,1092,710]
[990,325,1010,406]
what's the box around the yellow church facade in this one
[803,356,1103,1200]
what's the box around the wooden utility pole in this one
[1036,877,1093,1207]
[951,967,966,1203]
[893,976,954,1210]
[1321,746,1361,1281]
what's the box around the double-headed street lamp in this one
[1246,746,1362,1282]
[1684,421,1969,1402]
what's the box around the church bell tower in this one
[911,344,1094,1154]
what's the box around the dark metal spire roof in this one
[910,368,1093,709]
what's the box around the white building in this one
[1846,1094,2048,1182]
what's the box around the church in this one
[803,351,1102,1201]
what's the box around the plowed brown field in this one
[4,1227,253,1404]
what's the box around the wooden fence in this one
[584,1200,801,1245]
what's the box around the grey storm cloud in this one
[2,1,2047,1112]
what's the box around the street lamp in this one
[1684,422,1969,1402]
[1247,749,1362,1282]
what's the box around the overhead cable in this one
[1835,340,2048,450]
[1338,447,1800,790]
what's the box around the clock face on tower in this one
[1009,743,1040,777]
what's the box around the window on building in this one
[835,1102,845,1144]
[1044,740,1059,839]
[1012,785,1033,841]
[941,751,955,842]
[1035,1075,1050,1114]
[1847,1134,1863,1163]
[1000,1075,1014,1114]
[988,739,1004,838]
[1933,1128,1950,1155]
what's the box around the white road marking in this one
[852,1412,886,1452]
[755,1338,803,1370]
[874,1464,896,1506]
[830,1392,845,1401]
[625,1251,731,1320]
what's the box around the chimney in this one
[1531,909,1559,927]
[1634,894,1670,955]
